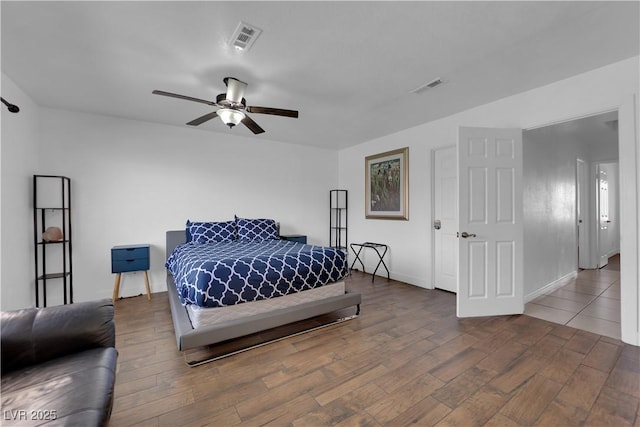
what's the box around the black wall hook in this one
[1,97,20,113]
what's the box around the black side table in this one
[350,242,390,283]
[280,234,307,244]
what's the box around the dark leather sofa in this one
[1,299,118,426]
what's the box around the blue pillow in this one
[235,216,279,242]
[186,220,236,243]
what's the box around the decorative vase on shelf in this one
[42,226,63,242]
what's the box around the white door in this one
[457,127,524,317]
[433,146,458,293]
[577,158,588,269]
[597,167,610,268]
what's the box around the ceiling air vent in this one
[230,21,262,51]
[410,77,445,94]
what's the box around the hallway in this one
[525,255,621,340]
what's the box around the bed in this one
[165,223,361,365]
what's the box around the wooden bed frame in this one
[165,230,361,365]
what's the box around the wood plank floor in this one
[109,271,640,426]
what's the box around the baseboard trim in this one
[605,249,620,259]
[525,271,578,303]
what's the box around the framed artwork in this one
[365,147,409,220]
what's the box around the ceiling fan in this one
[152,77,298,134]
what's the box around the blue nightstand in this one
[111,244,151,301]
[280,235,307,244]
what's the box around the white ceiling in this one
[2,1,638,150]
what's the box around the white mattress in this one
[186,281,346,328]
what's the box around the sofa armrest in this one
[1,299,115,374]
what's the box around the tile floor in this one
[525,254,621,340]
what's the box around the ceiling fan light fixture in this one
[218,108,245,128]
[152,76,298,135]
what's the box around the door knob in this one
[460,232,476,238]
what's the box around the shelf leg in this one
[143,270,151,300]
[112,273,122,302]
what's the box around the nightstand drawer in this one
[281,235,307,244]
[111,243,152,301]
[112,258,149,273]
[111,246,149,261]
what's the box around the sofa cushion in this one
[1,300,115,375]
[1,347,117,426]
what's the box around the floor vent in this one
[230,22,262,51]
[410,77,445,94]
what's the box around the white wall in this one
[3,107,338,307]
[1,73,41,310]
[338,56,639,344]
[522,124,618,298]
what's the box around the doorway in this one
[596,162,621,269]
[522,111,621,339]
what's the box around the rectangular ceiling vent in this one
[410,77,445,94]
[231,21,262,52]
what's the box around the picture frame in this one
[365,147,409,220]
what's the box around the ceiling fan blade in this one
[241,115,265,134]
[246,106,299,118]
[186,111,219,126]
[223,77,247,104]
[152,90,216,106]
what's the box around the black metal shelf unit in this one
[33,175,73,307]
[330,189,348,252]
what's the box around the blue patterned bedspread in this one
[166,240,348,307]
